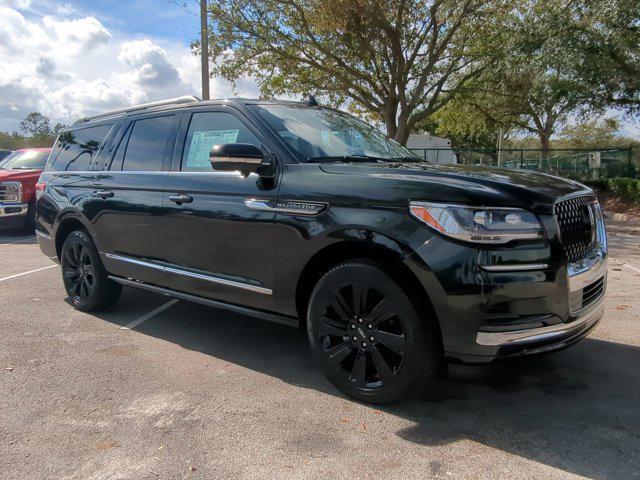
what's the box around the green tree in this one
[201,0,514,144]
[560,0,640,115]
[19,112,52,138]
[423,0,637,153]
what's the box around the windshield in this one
[0,150,50,170]
[251,104,417,162]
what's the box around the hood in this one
[319,162,591,213]
[0,168,43,182]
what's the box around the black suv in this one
[36,96,607,403]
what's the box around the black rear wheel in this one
[307,261,441,403]
[61,230,121,311]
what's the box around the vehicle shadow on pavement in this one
[0,231,36,244]
[100,288,640,479]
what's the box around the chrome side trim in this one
[108,276,296,327]
[244,198,327,216]
[104,252,272,295]
[481,263,549,272]
[164,265,272,295]
[476,300,604,346]
[244,199,274,212]
[105,253,164,271]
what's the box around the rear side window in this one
[49,124,111,172]
[121,115,175,171]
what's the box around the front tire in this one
[307,261,441,403]
[23,201,36,233]
[60,230,121,311]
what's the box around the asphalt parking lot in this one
[1,219,639,480]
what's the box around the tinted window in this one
[121,115,175,171]
[251,104,413,162]
[0,150,50,170]
[182,112,260,172]
[50,124,111,171]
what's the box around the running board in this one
[108,276,299,328]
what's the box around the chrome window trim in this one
[104,252,272,295]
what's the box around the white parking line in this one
[623,264,640,275]
[0,265,57,283]
[120,299,179,330]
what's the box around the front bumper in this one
[0,203,28,218]
[476,299,603,350]
[476,249,606,351]
[0,203,28,228]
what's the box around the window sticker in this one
[186,129,240,168]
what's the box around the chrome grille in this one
[555,195,598,262]
[0,182,22,203]
[569,276,605,314]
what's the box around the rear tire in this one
[307,261,442,403]
[60,230,121,311]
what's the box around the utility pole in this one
[200,0,210,100]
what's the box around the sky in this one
[0,0,260,132]
[0,0,637,138]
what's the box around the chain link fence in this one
[408,146,639,180]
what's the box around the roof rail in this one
[73,95,201,124]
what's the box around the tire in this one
[23,201,36,234]
[60,230,122,312]
[307,261,442,403]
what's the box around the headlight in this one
[409,201,543,244]
[0,181,22,203]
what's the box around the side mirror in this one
[210,143,263,176]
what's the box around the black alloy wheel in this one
[318,281,406,388]
[60,230,122,311]
[62,239,96,304]
[308,261,441,403]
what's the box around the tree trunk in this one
[394,108,412,145]
[539,131,551,157]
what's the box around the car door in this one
[93,112,181,286]
[161,107,279,311]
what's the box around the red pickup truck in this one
[0,148,51,231]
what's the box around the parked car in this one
[0,149,12,162]
[0,147,51,231]
[36,96,607,403]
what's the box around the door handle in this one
[92,190,114,199]
[169,194,193,205]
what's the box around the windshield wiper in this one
[307,155,385,164]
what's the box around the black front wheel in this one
[307,261,442,403]
[61,230,121,311]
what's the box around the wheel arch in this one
[295,239,442,343]
[54,211,92,260]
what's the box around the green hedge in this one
[586,177,640,204]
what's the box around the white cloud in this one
[42,15,111,54]
[0,2,259,134]
[117,39,182,88]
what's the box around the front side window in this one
[0,150,50,170]
[181,112,261,172]
[49,124,112,172]
[121,115,175,171]
[250,104,415,162]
